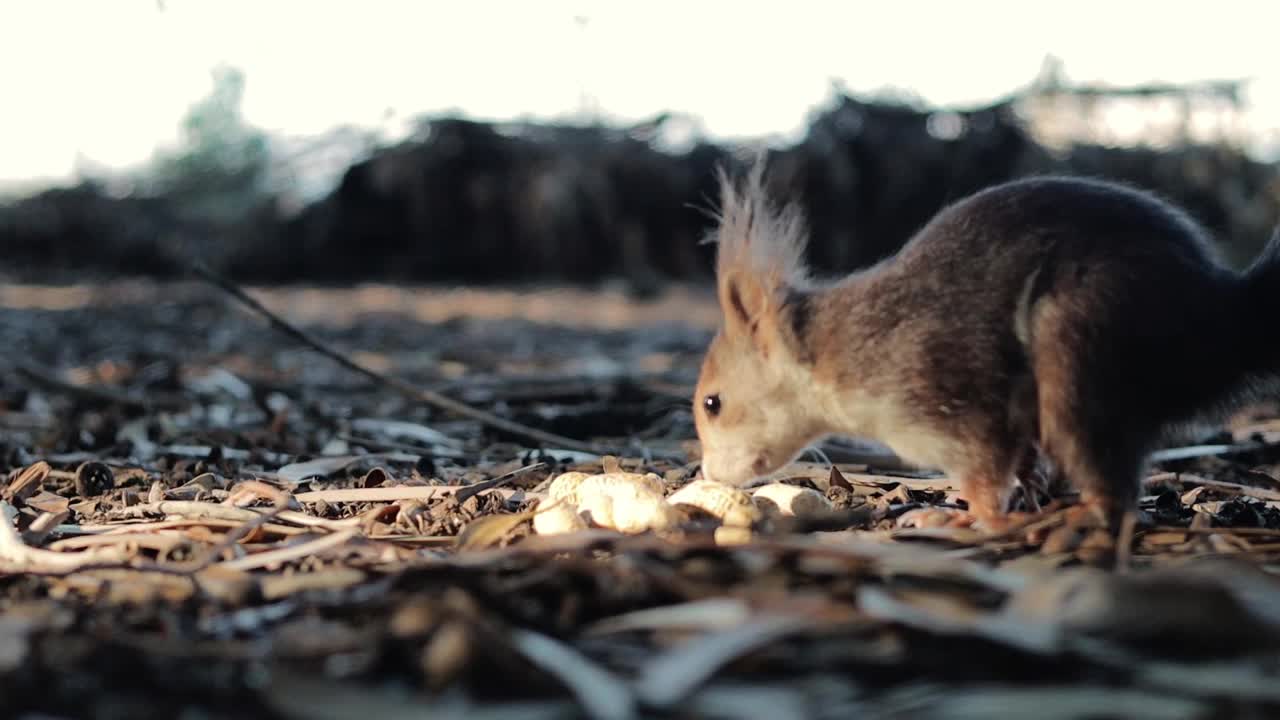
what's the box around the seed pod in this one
[639,472,666,495]
[751,482,833,517]
[576,490,614,530]
[75,461,115,498]
[546,472,592,503]
[714,525,753,546]
[579,475,677,533]
[584,472,665,495]
[531,498,589,535]
[538,472,677,534]
[607,486,680,533]
[546,471,663,502]
[668,479,761,527]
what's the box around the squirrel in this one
[692,160,1280,529]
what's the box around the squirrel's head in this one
[693,160,823,485]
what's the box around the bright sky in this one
[3,0,1278,190]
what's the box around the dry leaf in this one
[634,614,815,708]
[510,629,636,720]
[455,511,534,550]
[4,461,50,502]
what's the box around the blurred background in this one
[3,0,1279,295]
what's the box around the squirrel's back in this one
[898,175,1227,284]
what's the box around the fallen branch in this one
[15,362,186,412]
[0,501,131,573]
[188,261,625,456]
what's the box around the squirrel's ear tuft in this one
[711,158,810,291]
[709,156,811,340]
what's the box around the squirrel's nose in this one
[751,454,770,476]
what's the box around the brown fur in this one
[694,162,1280,527]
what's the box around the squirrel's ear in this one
[720,269,766,331]
[719,269,787,356]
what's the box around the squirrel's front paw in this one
[896,506,978,529]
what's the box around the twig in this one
[214,529,360,572]
[182,481,293,570]
[0,501,130,572]
[273,510,363,530]
[111,500,361,533]
[52,519,310,541]
[1147,473,1280,502]
[293,485,532,505]
[116,501,263,523]
[187,261,618,455]
[24,510,69,545]
[1144,525,1280,539]
[454,462,544,503]
[47,532,191,554]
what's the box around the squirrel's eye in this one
[703,394,722,417]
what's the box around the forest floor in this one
[3,279,1280,720]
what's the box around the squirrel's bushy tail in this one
[1242,227,1280,379]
